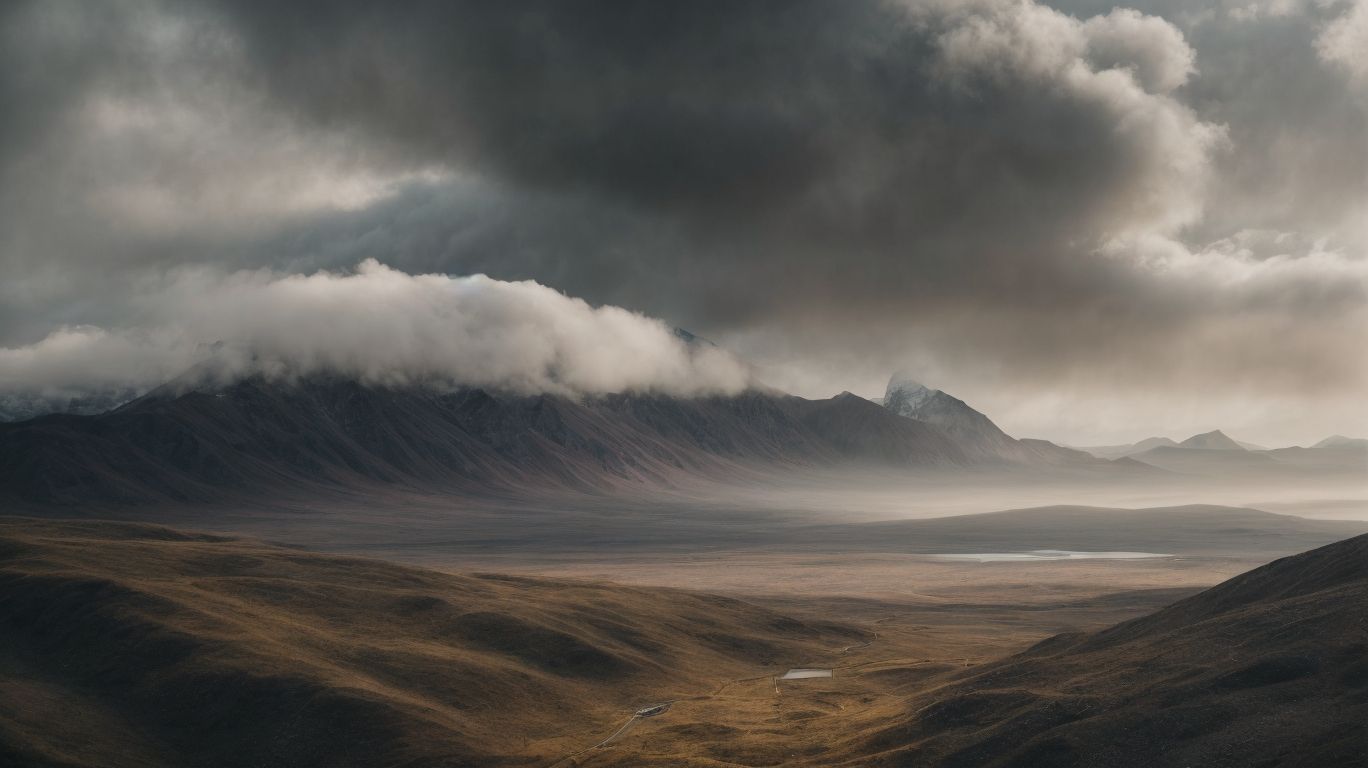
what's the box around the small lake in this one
[930,550,1171,562]
[780,668,834,679]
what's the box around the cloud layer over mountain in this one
[0,261,752,399]
[0,0,1363,442]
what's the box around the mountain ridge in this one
[0,376,983,506]
[1178,429,1245,451]
[881,374,1107,467]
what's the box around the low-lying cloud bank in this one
[0,260,754,400]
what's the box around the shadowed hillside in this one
[4,518,1365,767]
[843,533,1368,767]
[0,518,862,767]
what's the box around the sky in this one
[0,0,1364,446]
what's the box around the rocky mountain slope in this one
[882,374,1106,467]
[0,377,978,506]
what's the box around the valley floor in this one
[0,516,1204,767]
[3,478,1365,766]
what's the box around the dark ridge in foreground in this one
[0,518,860,768]
[0,377,985,506]
[850,533,1368,767]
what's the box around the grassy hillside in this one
[837,533,1368,767]
[0,518,860,767]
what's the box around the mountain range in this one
[880,376,1365,478]
[1,376,991,506]
[1078,427,1364,476]
[1,369,1358,507]
[882,373,1080,465]
[1080,428,1336,459]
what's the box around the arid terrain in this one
[0,518,866,767]
[575,532,1368,767]
[2,516,1365,767]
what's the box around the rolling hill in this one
[844,532,1368,767]
[4,517,1365,767]
[0,518,862,767]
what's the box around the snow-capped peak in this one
[884,371,936,412]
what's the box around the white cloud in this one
[1083,9,1196,93]
[1112,230,1368,291]
[917,0,1224,236]
[1318,0,1368,85]
[0,261,754,398]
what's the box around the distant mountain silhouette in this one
[1082,431,1257,459]
[1127,444,1280,474]
[1077,436,1178,459]
[882,373,1108,467]
[1178,429,1245,450]
[1315,434,1368,449]
[1131,436,1178,451]
[1077,428,1364,477]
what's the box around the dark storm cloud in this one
[206,0,1228,321]
[220,1,872,217]
[228,2,1179,227]
[0,0,1364,443]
